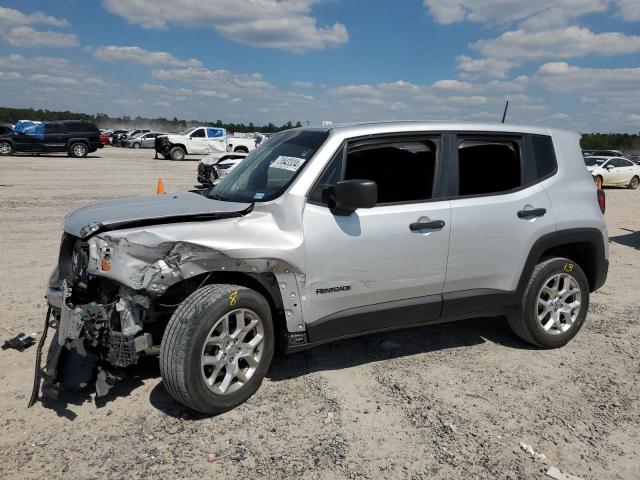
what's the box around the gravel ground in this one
[0,147,638,479]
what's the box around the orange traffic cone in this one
[156,177,166,194]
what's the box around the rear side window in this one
[65,122,97,133]
[45,123,63,133]
[457,138,521,196]
[531,135,557,179]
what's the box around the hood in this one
[586,165,598,173]
[64,192,252,238]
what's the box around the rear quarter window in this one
[531,135,557,179]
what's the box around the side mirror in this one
[605,164,614,170]
[331,179,377,216]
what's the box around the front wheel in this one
[170,146,186,161]
[160,284,274,415]
[508,257,589,348]
[628,176,639,190]
[0,141,14,156]
[68,142,88,158]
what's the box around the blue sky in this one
[0,0,639,132]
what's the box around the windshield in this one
[178,128,196,135]
[208,129,329,203]
[584,157,607,166]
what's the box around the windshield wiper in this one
[208,191,232,202]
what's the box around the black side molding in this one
[305,295,442,345]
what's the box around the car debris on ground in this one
[2,333,35,352]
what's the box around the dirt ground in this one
[0,146,638,480]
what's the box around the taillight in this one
[597,189,605,214]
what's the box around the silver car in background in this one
[124,132,168,149]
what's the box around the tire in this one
[160,284,274,415]
[170,146,186,161]
[133,143,141,149]
[628,175,639,190]
[234,147,248,153]
[0,141,14,156]
[508,257,589,348]
[68,142,88,158]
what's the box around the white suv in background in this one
[34,122,609,415]
[585,156,640,189]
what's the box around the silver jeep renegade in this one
[31,122,609,414]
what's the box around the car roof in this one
[301,121,574,137]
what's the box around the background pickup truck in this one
[154,126,256,160]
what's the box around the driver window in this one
[191,128,205,138]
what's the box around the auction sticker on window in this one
[271,155,306,172]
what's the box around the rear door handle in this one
[517,208,546,219]
[410,220,446,231]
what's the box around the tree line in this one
[0,107,303,134]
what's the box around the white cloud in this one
[2,26,78,48]
[30,73,80,86]
[94,45,202,67]
[0,6,70,28]
[0,7,77,48]
[423,0,608,28]
[456,55,518,78]
[473,26,640,60]
[536,62,640,92]
[628,114,640,125]
[101,0,348,53]
[292,80,315,88]
[617,0,640,21]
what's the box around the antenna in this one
[501,100,509,124]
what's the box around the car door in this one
[206,128,227,153]
[43,123,65,152]
[142,133,155,148]
[301,135,451,341]
[188,128,207,154]
[617,158,635,184]
[442,133,557,317]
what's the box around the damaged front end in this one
[30,233,157,405]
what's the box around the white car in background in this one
[197,152,247,187]
[585,156,640,189]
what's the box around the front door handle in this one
[517,208,546,219]
[410,220,446,231]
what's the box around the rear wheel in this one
[68,142,88,158]
[628,175,639,190]
[0,141,14,155]
[508,257,589,348]
[160,284,274,415]
[170,146,186,161]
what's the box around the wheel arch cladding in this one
[162,270,287,340]
[519,228,608,294]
